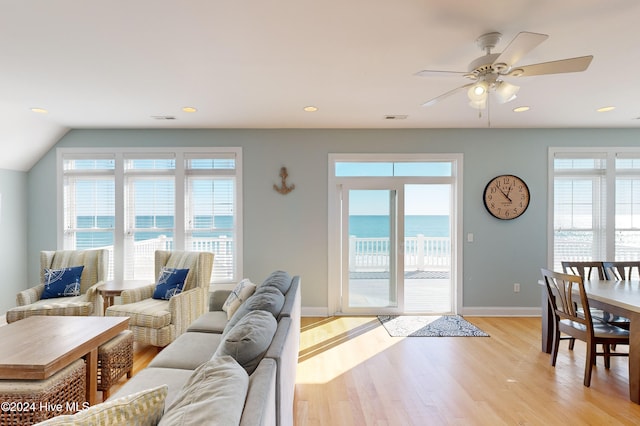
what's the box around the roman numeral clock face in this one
[483,174,530,220]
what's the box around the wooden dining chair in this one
[603,261,640,281]
[540,268,629,387]
[560,261,607,280]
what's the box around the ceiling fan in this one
[417,31,593,110]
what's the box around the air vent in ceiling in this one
[384,115,408,120]
[151,115,176,120]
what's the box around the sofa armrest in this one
[16,284,45,306]
[169,287,207,336]
[209,289,232,311]
[120,283,156,304]
[264,317,297,426]
[240,358,277,426]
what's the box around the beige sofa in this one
[107,271,301,426]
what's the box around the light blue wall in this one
[0,168,28,314]
[24,128,640,314]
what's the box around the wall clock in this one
[483,174,530,220]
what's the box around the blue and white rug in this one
[377,315,489,337]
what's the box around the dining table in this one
[540,278,640,404]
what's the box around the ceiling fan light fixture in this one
[495,81,520,103]
[468,98,487,110]
[467,81,488,102]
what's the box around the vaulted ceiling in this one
[2,0,639,171]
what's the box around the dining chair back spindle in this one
[603,261,640,281]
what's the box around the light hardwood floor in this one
[295,316,640,425]
[107,317,640,425]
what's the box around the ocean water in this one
[349,215,449,238]
[75,215,234,249]
[74,214,449,250]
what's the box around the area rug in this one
[377,315,489,337]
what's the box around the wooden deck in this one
[348,272,452,313]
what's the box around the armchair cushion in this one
[152,268,189,300]
[41,266,84,299]
[107,298,172,328]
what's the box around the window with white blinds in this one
[550,148,640,270]
[58,148,242,284]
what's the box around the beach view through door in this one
[343,184,452,313]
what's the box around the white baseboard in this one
[300,306,542,317]
[460,306,541,317]
[301,307,330,317]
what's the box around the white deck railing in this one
[349,235,450,272]
[100,235,234,281]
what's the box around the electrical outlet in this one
[514,283,521,293]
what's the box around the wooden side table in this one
[98,280,151,314]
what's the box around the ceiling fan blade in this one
[415,69,467,77]
[422,83,473,107]
[493,32,548,68]
[509,55,593,77]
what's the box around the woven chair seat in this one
[97,330,134,399]
[0,359,86,425]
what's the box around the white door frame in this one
[328,153,464,316]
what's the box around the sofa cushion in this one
[224,287,284,334]
[149,331,223,370]
[257,270,292,294]
[186,311,228,334]
[106,298,171,328]
[215,310,277,375]
[223,278,257,319]
[41,266,84,299]
[152,267,190,300]
[159,356,249,426]
[108,367,193,408]
[37,385,167,426]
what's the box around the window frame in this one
[548,147,640,269]
[57,147,243,285]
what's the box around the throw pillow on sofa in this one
[41,265,84,299]
[222,278,257,319]
[215,309,277,375]
[35,385,167,426]
[159,355,249,426]
[258,270,292,294]
[152,267,189,300]
[224,286,284,333]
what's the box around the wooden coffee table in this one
[98,280,151,314]
[0,316,129,405]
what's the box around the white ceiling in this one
[2,0,640,171]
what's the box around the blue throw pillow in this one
[41,266,84,299]
[152,268,190,300]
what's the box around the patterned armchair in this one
[6,249,109,324]
[105,250,214,348]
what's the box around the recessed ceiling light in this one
[182,106,197,113]
[303,106,318,112]
[513,106,530,113]
[30,107,48,114]
[597,106,615,112]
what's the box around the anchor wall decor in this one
[273,167,295,195]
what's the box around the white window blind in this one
[550,148,640,270]
[59,148,242,284]
[62,156,116,278]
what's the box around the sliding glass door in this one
[329,154,462,316]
